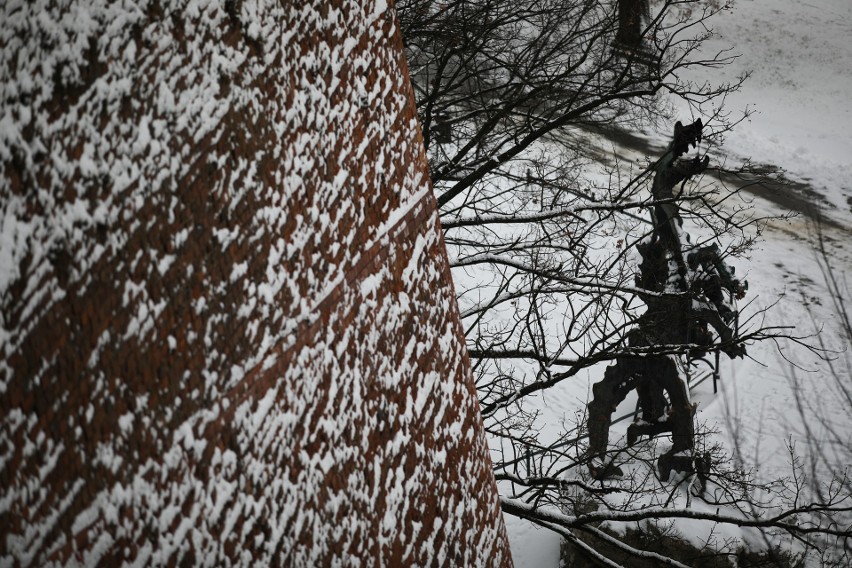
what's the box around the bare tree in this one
[615,0,650,49]
[398,0,851,564]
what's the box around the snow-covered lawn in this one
[505,1,852,565]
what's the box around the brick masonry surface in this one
[0,1,512,565]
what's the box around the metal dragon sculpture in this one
[586,119,747,487]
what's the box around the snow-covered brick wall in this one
[0,1,512,565]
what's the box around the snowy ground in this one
[505,1,852,566]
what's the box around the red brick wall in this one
[0,1,511,565]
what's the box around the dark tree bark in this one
[616,0,648,47]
